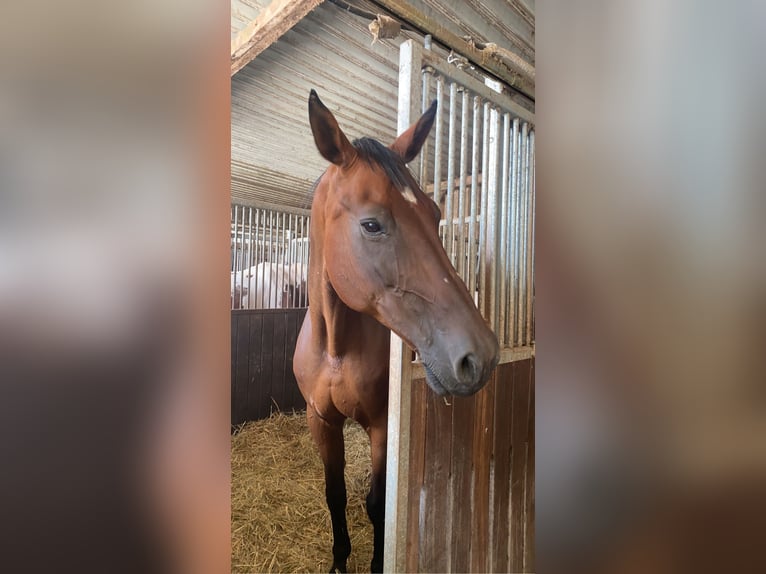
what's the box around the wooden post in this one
[373,0,534,99]
[231,0,324,75]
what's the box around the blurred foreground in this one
[0,1,764,573]
[0,2,230,573]
[537,1,766,572]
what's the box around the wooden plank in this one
[405,379,427,574]
[231,0,324,76]
[449,393,476,572]
[233,313,251,425]
[470,371,496,572]
[375,0,535,99]
[410,345,534,380]
[420,389,453,572]
[284,310,300,411]
[509,359,531,572]
[247,312,264,421]
[523,359,535,572]
[490,361,514,572]
[259,313,276,419]
[231,314,240,425]
[269,311,287,413]
[286,309,308,411]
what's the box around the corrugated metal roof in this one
[231,0,535,208]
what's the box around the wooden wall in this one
[406,359,535,572]
[231,308,307,425]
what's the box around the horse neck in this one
[314,276,355,359]
[307,197,357,359]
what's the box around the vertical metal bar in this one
[254,208,261,309]
[246,207,253,309]
[231,205,237,309]
[499,112,511,346]
[510,118,521,345]
[287,213,294,307]
[432,76,444,240]
[457,88,469,283]
[295,215,301,307]
[445,81,457,263]
[525,130,535,345]
[519,124,531,344]
[468,95,480,301]
[301,216,309,307]
[266,210,272,308]
[419,66,432,187]
[486,103,500,332]
[385,38,422,574]
[517,123,530,344]
[237,206,245,308]
[478,101,491,320]
[481,77,503,333]
[277,211,283,307]
[306,215,310,307]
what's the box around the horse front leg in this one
[367,426,387,573]
[307,407,351,573]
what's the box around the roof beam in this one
[373,0,535,99]
[231,0,324,76]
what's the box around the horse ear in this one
[390,99,438,163]
[308,90,356,167]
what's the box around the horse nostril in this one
[457,353,481,385]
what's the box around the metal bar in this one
[229,200,311,217]
[287,213,294,307]
[486,102,500,332]
[519,123,531,344]
[445,81,457,264]
[255,208,261,309]
[301,216,308,307]
[458,87,469,283]
[238,205,246,310]
[508,118,519,346]
[420,50,535,125]
[385,38,423,574]
[478,101,491,320]
[510,118,521,346]
[249,207,254,306]
[305,216,310,307]
[517,123,530,344]
[419,66,432,187]
[525,130,535,345]
[432,75,444,230]
[266,209,274,308]
[468,95,480,300]
[277,211,284,307]
[231,205,237,309]
[499,112,511,346]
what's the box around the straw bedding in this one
[232,411,373,573]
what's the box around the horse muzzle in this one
[420,328,500,397]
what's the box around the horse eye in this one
[360,219,383,235]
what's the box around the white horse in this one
[233,263,309,309]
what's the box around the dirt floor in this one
[231,411,373,573]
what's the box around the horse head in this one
[308,90,499,396]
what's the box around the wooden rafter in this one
[373,0,535,99]
[231,0,325,76]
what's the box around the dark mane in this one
[352,137,412,191]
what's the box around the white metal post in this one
[384,38,423,574]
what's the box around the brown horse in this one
[294,90,499,573]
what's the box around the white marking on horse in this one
[402,186,418,204]
[443,277,449,283]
